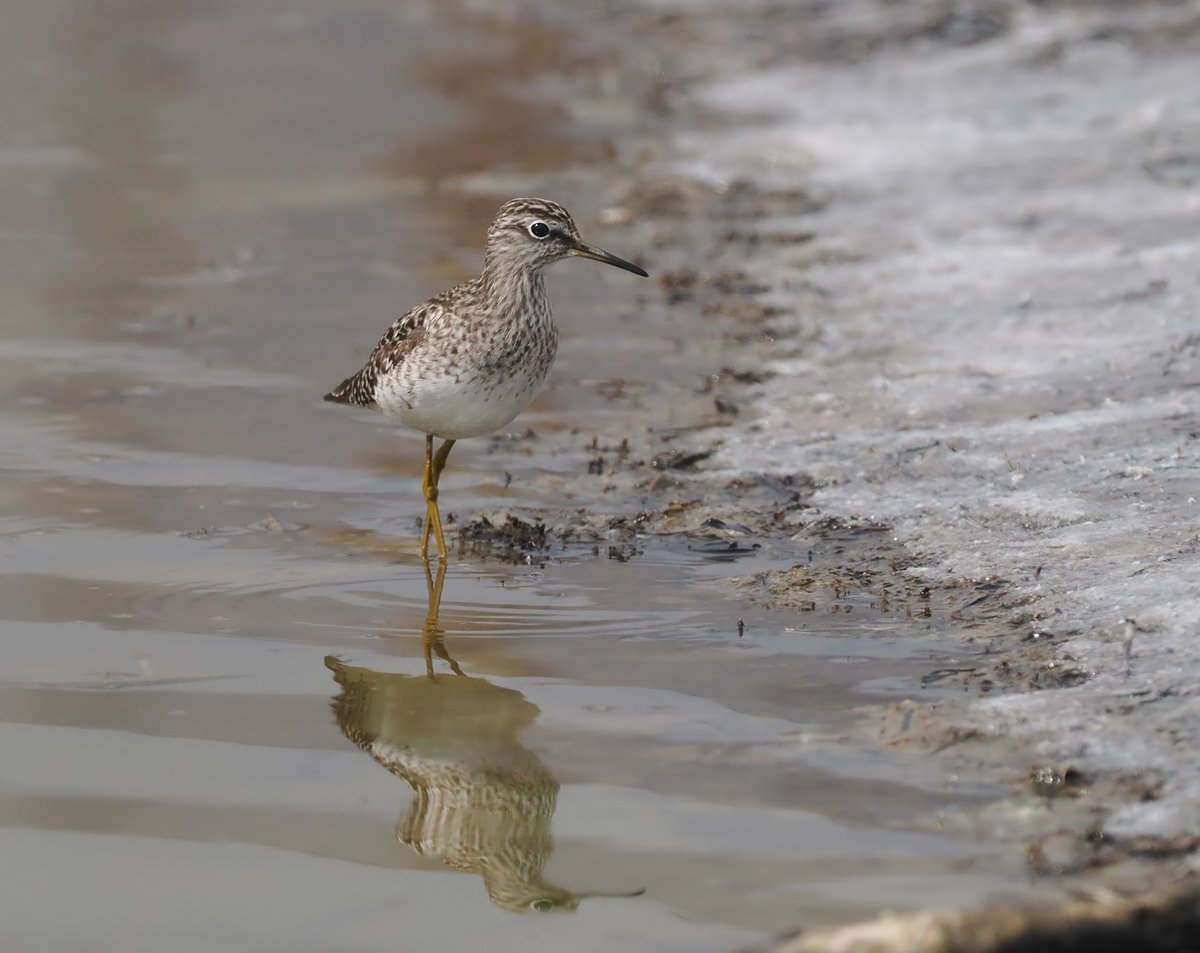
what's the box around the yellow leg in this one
[419,435,435,560]
[419,435,456,562]
[432,438,456,487]
[421,556,463,678]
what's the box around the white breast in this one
[374,319,558,440]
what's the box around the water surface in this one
[0,1,1024,949]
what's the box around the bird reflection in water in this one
[326,561,642,913]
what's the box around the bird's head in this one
[485,197,648,278]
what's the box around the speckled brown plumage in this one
[324,308,427,409]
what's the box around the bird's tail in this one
[324,368,375,407]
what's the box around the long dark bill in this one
[571,241,649,277]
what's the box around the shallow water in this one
[1,0,1026,949]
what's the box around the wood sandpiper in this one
[325,198,648,561]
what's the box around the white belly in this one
[375,363,548,440]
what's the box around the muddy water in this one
[2,1,1022,950]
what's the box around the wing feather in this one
[323,304,433,407]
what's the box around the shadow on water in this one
[326,561,643,914]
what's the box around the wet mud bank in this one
[458,0,1200,936]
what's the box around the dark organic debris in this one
[806,515,891,537]
[1030,663,1089,690]
[701,517,755,535]
[606,544,637,562]
[459,514,548,554]
[921,667,978,687]
[688,539,761,561]
[651,447,715,470]
[719,365,776,385]
[721,228,816,247]
[1121,832,1200,861]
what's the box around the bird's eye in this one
[528,221,551,239]
[531,898,555,912]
